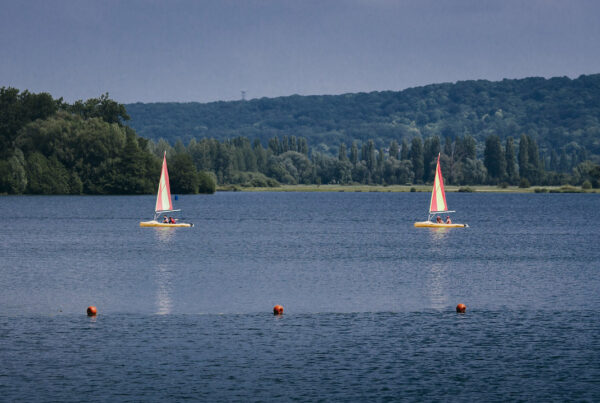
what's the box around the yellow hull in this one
[140,220,193,228]
[414,221,467,228]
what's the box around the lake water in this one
[1,192,599,401]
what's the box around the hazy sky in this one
[2,0,599,104]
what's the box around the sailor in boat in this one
[168,216,177,224]
[436,216,443,223]
[446,216,452,224]
[163,215,169,223]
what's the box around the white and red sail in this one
[414,153,465,227]
[155,152,174,213]
[429,153,449,214]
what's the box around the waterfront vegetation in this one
[0,88,215,195]
[2,77,600,195]
[218,184,599,193]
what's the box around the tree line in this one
[155,133,600,188]
[0,88,215,195]
[1,87,599,195]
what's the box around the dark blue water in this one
[1,192,599,400]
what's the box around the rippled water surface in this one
[1,192,599,400]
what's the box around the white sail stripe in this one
[161,184,170,210]
[155,162,173,212]
[436,179,446,211]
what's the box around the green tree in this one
[389,140,399,159]
[455,135,476,162]
[461,158,487,185]
[518,134,529,179]
[527,137,541,170]
[338,143,348,161]
[518,134,544,184]
[0,87,59,157]
[169,153,200,194]
[25,152,71,194]
[268,137,280,155]
[443,136,453,158]
[484,135,506,183]
[298,137,309,155]
[505,137,518,184]
[283,136,292,153]
[253,139,268,172]
[112,130,159,194]
[410,137,424,183]
[549,149,559,171]
[0,149,27,193]
[590,164,600,188]
[69,93,130,125]
[559,149,569,172]
[198,171,216,193]
[383,158,414,184]
[423,136,441,182]
[350,141,358,165]
[400,138,409,161]
[367,140,376,172]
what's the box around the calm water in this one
[1,192,599,401]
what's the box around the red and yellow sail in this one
[429,153,449,213]
[155,152,173,212]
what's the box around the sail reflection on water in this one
[426,262,448,309]
[154,228,175,314]
[156,263,173,315]
[154,227,176,243]
[429,227,450,241]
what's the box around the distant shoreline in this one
[217,184,599,194]
[2,185,597,196]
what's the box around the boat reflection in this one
[429,227,449,241]
[154,227,176,244]
[426,262,448,309]
[156,263,173,315]
[153,229,175,314]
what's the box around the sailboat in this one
[414,153,467,228]
[140,152,193,228]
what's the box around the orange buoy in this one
[273,305,284,315]
[456,303,466,313]
[87,306,97,316]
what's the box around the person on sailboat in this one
[446,216,452,224]
[163,215,169,223]
[436,216,443,223]
[168,216,176,224]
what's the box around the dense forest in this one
[155,133,600,188]
[0,88,215,195]
[126,74,600,162]
[2,76,600,195]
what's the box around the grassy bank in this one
[217,184,599,193]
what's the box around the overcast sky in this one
[2,0,599,104]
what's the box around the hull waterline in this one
[140,220,193,228]
[414,221,467,228]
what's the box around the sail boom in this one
[429,210,455,214]
[155,209,181,214]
